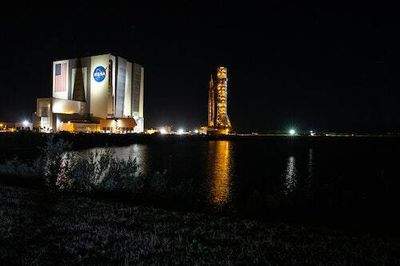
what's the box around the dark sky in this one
[0,1,398,133]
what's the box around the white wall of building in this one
[124,62,132,117]
[139,67,144,119]
[52,98,85,114]
[90,54,110,118]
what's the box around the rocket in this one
[208,74,215,128]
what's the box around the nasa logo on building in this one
[93,66,106,82]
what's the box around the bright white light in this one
[289,129,296,136]
[310,130,315,136]
[159,128,167,134]
[22,120,29,127]
[177,128,184,135]
[194,129,199,134]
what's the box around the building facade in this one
[35,54,144,133]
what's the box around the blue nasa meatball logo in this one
[93,66,106,82]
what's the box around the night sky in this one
[1,1,398,133]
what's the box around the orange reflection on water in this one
[209,141,232,206]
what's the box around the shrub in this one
[0,158,38,177]
[0,137,191,198]
[37,135,72,192]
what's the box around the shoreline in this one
[2,131,400,151]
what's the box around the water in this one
[75,137,400,231]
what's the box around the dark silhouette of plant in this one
[37,135,72,193]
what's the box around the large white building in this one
[35,54,144,133]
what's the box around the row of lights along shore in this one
[1,122,319,137]
[149,127,316,136]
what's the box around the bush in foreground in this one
[0,136,190,198]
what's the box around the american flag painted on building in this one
[54,63,67,92]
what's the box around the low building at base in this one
[0,121,32,132]
[34,54,144,133]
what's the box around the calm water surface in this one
[77,138,400,230]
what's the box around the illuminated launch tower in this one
[216,67,231,129]
[208,67,232,134]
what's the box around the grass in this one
[1,185,399,265]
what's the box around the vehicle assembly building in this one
[34,54,144,133]
[207,67,232,134]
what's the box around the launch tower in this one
[208,67,232,134]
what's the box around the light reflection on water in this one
[306,148,313,188]
[283,156,297,194]
[78,141,234,206]
[207,141,233,206]
[308,148,313,178]
[74,144,149,175]
[73,143,318,204]
[23,139,400,225]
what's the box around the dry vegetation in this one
[1,185,399,265]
